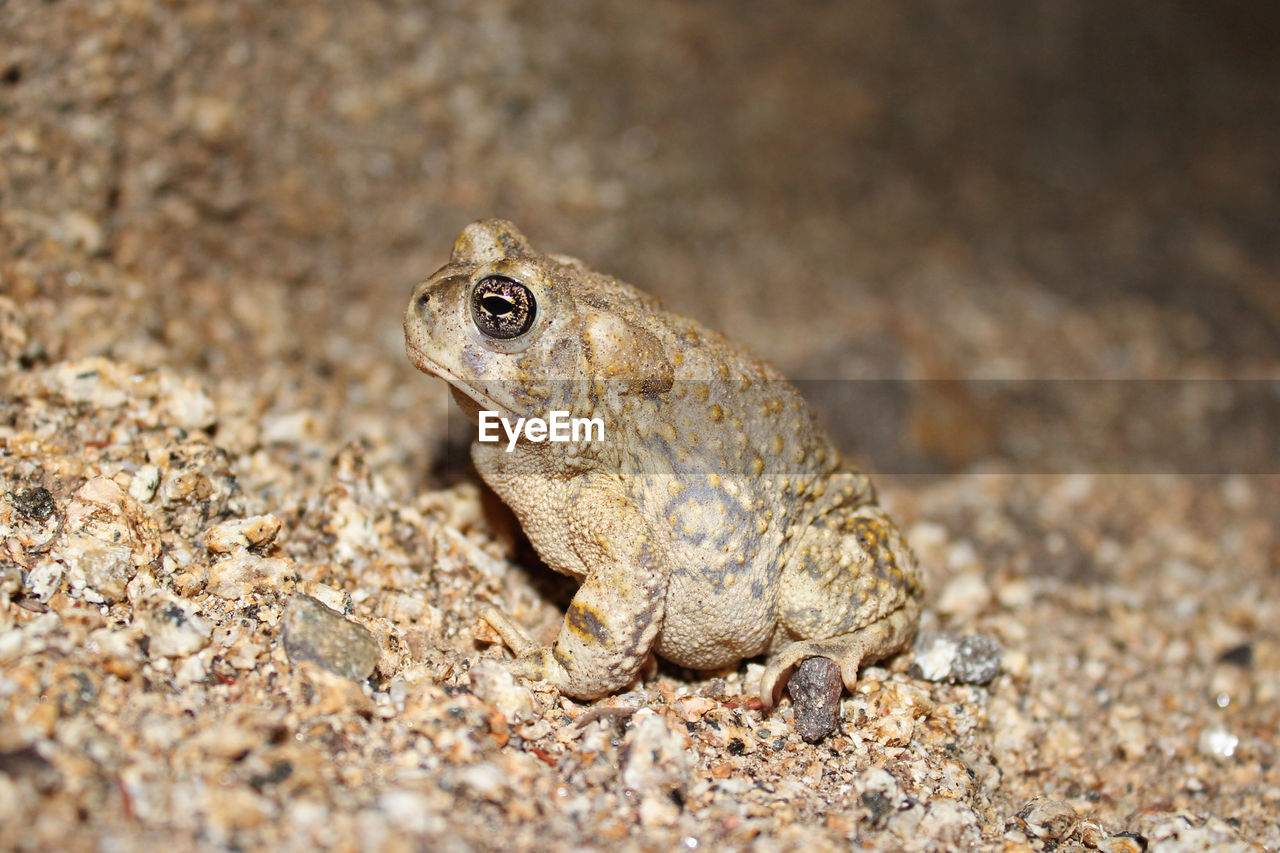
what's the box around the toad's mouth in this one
[407,348,517,422]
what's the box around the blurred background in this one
[3,0,1278,475]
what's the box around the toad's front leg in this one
[480,483,670,701]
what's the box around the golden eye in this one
[470,275,536,340]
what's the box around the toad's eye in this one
[470,275,536,340]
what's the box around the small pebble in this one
[0,746,62,794]
[935,571,992,618]
[281,594,380,681]
[1098,831,1149,853]
[1016,796,1078,841]
[0,562,21,597]
[205,515,283,554]
[1197,726,1239,759]
[13,487,56,521]
[299,580,351,615]
[63,539,136,604]
[468,659,535,721]
[621,709,689,827]
[147,601,212,658]
[787,656,843,742]
[206,552,295,599]
[23,559,65,602]
[910,633,1002,685]
[456,763,510,802]
[160,380,216,430]
[128,465,162,503]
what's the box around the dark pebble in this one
[0,745,63,793]
[1217,642,1253,668]
[788,656,843,742]
[13,487,55,521]
[281,593,380,681]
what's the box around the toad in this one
[405,220,922,709]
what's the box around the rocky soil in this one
[2,2,1278,851]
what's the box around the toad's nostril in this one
[417,291,431,310]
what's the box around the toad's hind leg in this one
[763,500,922,708]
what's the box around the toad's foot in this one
[480,593,660,701]
[479,604,573,687]
[760,603,920,709]
[480,605,538,656]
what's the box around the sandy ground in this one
[2,2,1279,850]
